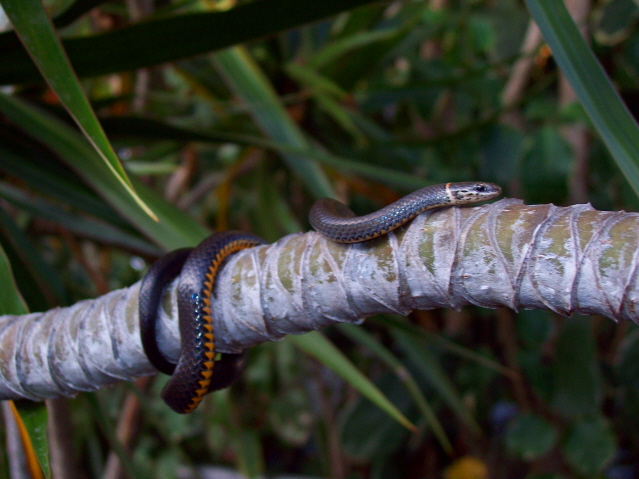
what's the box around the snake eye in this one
[475,184,487,192]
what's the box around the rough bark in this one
[1,198,638,400]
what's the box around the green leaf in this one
[12,401,50,479]
[0,0,380,85]
[378,315,514,378]
[290,332,415,431]
[254,170,302,242]
[617,327,639,391]
[314,93,366,144]
[0,239,28,315]
[393,329,482,436]
[308,29,401,69]
[340,374,413,460]
[214,47,334,199]
[525,0,639,197]
[0,181,159,256]
[101,115,431,190]
[234,429,265,478]
[550,317,602,418]
[0,94,208,250]
[504,413,558,461]
[0,207,67,309]
[337,323,452,453]
[1,0,156,221]
[285,63,349,98]
[0,142,129,230]
[563,415,616,475]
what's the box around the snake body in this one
[140,181,500,413]
[139,231,265,414]
[139,247,192,375]
[309,181,501,243]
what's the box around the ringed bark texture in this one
[0,198,638,399]
[210,198,639,352]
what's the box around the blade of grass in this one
[285,63,349,98]
[525,0,639,196]
[0,239,28,316]
[308,29,401,69]
[0,207,68,308]
[0,181,160,256]
[255,168,302,242]
[393,329,482,436]
[100,116,431,190]
[0,144,130,229]
[376,315,516,378]
[214,47,335,199]
[337,323,452,453]
[0,0,381,85]
[291,331,416,431]
[11,401,49,479]
[0,0,156,220]
[0,94,208,250]
[314,93,367,144]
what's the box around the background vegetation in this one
[1,0,639,477]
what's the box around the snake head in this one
[447,182,502,204]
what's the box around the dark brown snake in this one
[309,181,501,243]
[139,232,265,413]
[140,182,501,413]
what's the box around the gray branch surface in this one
[1,198,638,400]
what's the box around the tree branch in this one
[1,198,638,400]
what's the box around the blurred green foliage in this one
[0,0,639,478]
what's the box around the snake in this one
[309,181,501,243]
[140,181,500,413]
[139,231,266,414]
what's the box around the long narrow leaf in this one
[214,47,335,199]
[525,0,639,196]
[0,0,156,220]
[377,316,516,378]
[0,144,129,229]
[11,401,49,479]
[291,331,416,431]
[0,0,380,85]
[337,324,452,452]
[0,239,28,315]
[393,330,482,436]
[0,94,208,250]
[0,182,160,256]
[308,29,400,69]
[0,207,67,308]
[102,116,430,190]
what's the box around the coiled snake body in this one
[139,182,501,413]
